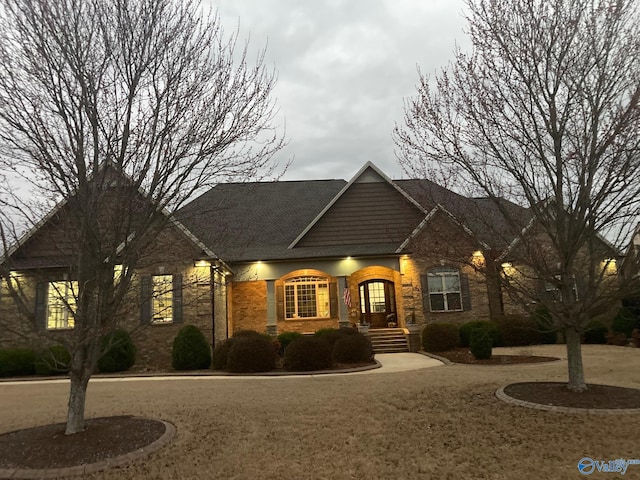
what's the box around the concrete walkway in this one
[0,353,444,386]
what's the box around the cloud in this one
[206,0,470,181]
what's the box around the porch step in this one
[367,328,409,353]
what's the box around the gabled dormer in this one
[289,162,427,250]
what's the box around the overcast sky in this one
[207,0,470,181]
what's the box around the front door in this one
[359,280,396,328]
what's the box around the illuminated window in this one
[427,270,462,312]
[47,281,77,330]
[152,275,173,323]
[284,276,330,319]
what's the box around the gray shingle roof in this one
[177,180,347,262]
[177,173,531,263]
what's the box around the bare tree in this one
[395,0,640,391]
[0,0,284,433]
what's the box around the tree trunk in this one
[565,327,587,392]
[65,346,95,435]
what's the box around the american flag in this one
[343,286,351,308]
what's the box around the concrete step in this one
[368,328,409,353]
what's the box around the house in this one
[2,161,575,369]
[176,162,522,338]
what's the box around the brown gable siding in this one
[295,182,424,248]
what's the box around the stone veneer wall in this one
[0,262,219,372]
[401,255,493,326]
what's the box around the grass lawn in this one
[0,344,639,479]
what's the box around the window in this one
[545,275,578,303]
[152,275,173,323]
[284,276,330,319]
[47,281,77,330]
[427,270,462,312]
[141,274,182,325]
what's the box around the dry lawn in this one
[1,344,639,480]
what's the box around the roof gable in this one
[2,164,217,269]
[289,162,427,250]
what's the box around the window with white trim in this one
[152,275,173,323]
[545,275,578,302]
[427,270,462,312]
[47,281,77,330]
[284,276,330,319]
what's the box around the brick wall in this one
[230,280,268,334]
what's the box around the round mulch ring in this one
[0,415,175,478]
[497,382,640,414]
[435,348,560,365]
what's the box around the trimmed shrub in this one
[606,332,628,346]
[494,315,540,347]
[172,325,211,370]
[0,348,36,377]
[97,329,137,373]
[612,308,637,338]
[469,328,492,360]
[233,329,266,338]
[314,327,357,347]
[34,345,71,376]
[533,307,558,345]
[332,333,373,364]
[421,323,460,352]
[277,331,303,356]
[459,320,501,347]
[284,336,333,371]
[212,338,235,370]
[583,320,609,344]
[226,335,277,373]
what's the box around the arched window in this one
[284,276,330,319]
[426,269,462,312]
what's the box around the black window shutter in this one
[276,284,284,320]
[329,280,338,318]
[461,273,472,311]
[420,275,430,314]
[140,276,152,324]
[35,281,47,330]
[173,274,183,323]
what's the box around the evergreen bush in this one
[459,320,501,347]
[533,307,558,344]
[212,338,235,370]
[284,336,333,371]
[583,320,609,344]
[332,332,373,363]
[469,328,492,359]
[0,348,36,377]
[494,315,540,346]
[314,327,356,347]
[612,308,637,338]
[226,335,277,373]
[276,331,303,356]
[606,332,628,346]
[421,323,460,352]
[172,325,211,370]
[34,345,71,376]
[233,329,266,338]
[97,329,137,373]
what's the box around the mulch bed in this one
[504,382,640,409]
[435,347,559,365]
[0,416,166,470]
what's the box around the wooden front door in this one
[359,280,396,328]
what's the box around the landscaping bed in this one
[435,347,559,365]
